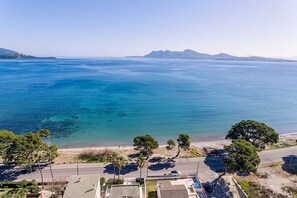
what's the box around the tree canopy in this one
[172,134,191,158]
[224,139,260,174]
[177,134,190,150]
[0,129,57,166]
[114,155,128,179]
[166,139,176,150]
[133,134,159,159]
[0,129,58,189]
[225,120,279,150]
[0,130,16,157]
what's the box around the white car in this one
[170,170,181,176]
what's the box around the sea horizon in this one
[1,58,297,148]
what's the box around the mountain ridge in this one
[129,49,295,62]
[0,48,56,59]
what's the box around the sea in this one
[0,58,297,147]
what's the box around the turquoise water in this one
[0,58,297,147]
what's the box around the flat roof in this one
[109,185,141,198]
[158,180,189,198]
[63,175,100,198]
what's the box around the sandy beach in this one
[58,132,297,152]
[55,132,297,164]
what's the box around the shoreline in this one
[58,132,297,153]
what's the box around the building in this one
[157,178,203,198]
[63,175,100,198]
[108,184,142,198]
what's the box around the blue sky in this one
[1,0,297,57]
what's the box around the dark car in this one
[204,182,213,193]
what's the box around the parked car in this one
[169,170,181,176]
[203,182,213,193]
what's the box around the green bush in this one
[0,180,38,189]
[26,185,40,193]
[3,188,28,198]
[106,178,124,187]
[190,148,201,157]
[0,180,40,195]
[100,177,105,186]
[136,177,144,184]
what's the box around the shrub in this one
[0,180,38,189]
[282,186,297,197]
[190,148,201,157]
[26,185,40,193]
[106,178,124,187]
[5,188,28,198]
[78,149,113,162]
[136,177,144,184]
[0,180,40,195]
[166,139,176,150]
[100,177,105,187]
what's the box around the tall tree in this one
[133,134,159,160]
[226,120,279,150]
[174,134,190,158]
[45,144,58,187]
[111,152,119,180]
[115,155,127,179]
[0,130,16,159]
[224,139,260,174]
[2,129,58,189]
[136,154,146,182]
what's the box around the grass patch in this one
[282,186,297,198]
[190,147,202,157]
[237,180,287,198]
[267,162,281,168]
[78,149,113,162]
[146,181,157,198]
[266,141,297,150]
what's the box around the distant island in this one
[128,49,295,62]
[0,48,56,59]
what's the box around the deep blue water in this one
[0,58,297,147]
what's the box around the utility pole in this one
[146,161,149,178]
[77,163,79,175]
[289,149,295,166]
[196,161,199,176]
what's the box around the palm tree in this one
[111,152,119,180]
[136,154,146,182]
[115,155,128,179]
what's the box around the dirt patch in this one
[234,162,297,197]
[258,163,297,196]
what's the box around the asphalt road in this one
[0,146,296,183]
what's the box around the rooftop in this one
[157,178,201,198]
[109,184,141,198]
[63,175,100,198]
[157,180,189,198]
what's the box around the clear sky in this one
[1,0,297,57]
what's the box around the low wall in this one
[232,178,248,198]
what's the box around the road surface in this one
[0,146,295,183]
